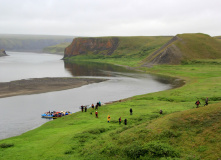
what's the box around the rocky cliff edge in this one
[64,37,119,58]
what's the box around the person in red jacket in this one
[195,100,201,108]
[95,111,98,118]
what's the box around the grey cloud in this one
[0,0,220,36]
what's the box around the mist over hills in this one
[0,34,74,52]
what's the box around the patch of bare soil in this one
[0,77,106,98]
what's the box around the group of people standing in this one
[81,101,101,113]
[108,108,132,125]
[80,103,133,125]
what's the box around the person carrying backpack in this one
[195,100,201,108]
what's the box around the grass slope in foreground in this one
[1,60,221,159]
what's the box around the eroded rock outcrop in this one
[143,33,221,66]
[64,37,119,58]
[0,49,7,57]
[143,36,183,66]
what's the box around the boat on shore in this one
[41,111,72,119]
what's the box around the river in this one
[0,52,173,140]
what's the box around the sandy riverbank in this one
[0,77,106,98]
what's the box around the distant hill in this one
[0,34,74,52]
[142,33,221,66]
[43,42,71,54]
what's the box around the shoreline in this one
[0,77,106,98]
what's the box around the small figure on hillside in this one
[85,106,87,112]
[130,108,133,115]
[92,104,94,109]
[95,104,98,110]
[119,117,121,124]
[81,105,84,112]
[204,97,209,106]
[95,111,98,118]
[195,100,201,108]
[124,119,127,125]
[107,115,111,123]
[99,101,101,106]
[160,109,163,114]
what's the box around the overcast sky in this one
[0,0,220,37]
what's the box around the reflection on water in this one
[64,61,135,77]
[151,74,185,88]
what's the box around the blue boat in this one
[41,113,53,118]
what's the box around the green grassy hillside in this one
[64,36,172,66]
[1,60,221,159]
[142,33,221,66]
[176,33,221,60]
[65,34,221,67]
[113,36,172,58]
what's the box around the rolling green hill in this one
[142,33,221,66]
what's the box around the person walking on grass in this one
[130,108,133,115]
[95,104,98,110]
[204,97,208,106]
[119,117,121,124]
[107,115,111,123]
[124,119,127,125]
[195,100,201,108]
[95,111,98,118]
[81,105,84,112]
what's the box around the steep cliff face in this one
[0,49,7,57]
[64,37,119,58]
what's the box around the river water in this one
[0,52,173,140]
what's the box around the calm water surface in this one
[0,52,173,140]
